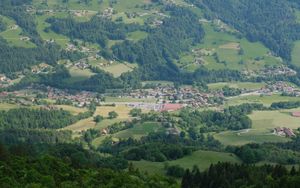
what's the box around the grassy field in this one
[132,150,241,174]
[36,14,70,47]
[214,108,300,146]
[64,66,95,84]
[0,16,36,48]
[179,23,282,72]
[0,103,20,111]
[127,31,148,42]
[100,63,138,77]
[214,130,289,146]
[208,82,265,90]
[55,105,88,115]
[63,117,95,132]
[114,122,163,139]
[226,94,300,107]
[292,40,300,67]
[95,105,131,119]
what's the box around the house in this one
[274,127,296,137]
[274,127,285,136]
[283,127,296,137]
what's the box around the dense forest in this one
[181,162,300,188]
[0,108,78,129]
[0,143,176,187]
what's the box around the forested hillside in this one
[190,0,300,60]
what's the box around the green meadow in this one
[132,150,241,174]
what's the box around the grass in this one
[292,40,300,67]
[208,82,265,90]
[36,14,70,47]
[127,31,148,42]
[114,122,163,139]
[63,117,96,132]
[179,23,281,72]
[95,105,132,119]
[214,130,289,146]
[132,150,241,174]
[214,108,300,146]
[0,16,36,48]
[100,63,138,77]
[226,94,300,107]
[0,103,20,111]
[55,105,88,115]
[64,66,95,84]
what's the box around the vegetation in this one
[181,162,300,188]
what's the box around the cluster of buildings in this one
[46,87,100,107]
[257,82,300,96]
[127,86,224,108]
[0,75,12,88]
[274,127,296,137]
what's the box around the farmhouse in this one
[274,127,296,137]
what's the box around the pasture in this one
[113,122,163,139]
[0,103,20,111]
[100,63,138,77]
[292,40,300,67]
[64,66,95,84]
[226,94,300,107]
[0,16,36,48]
[208,82,265,90]
[95,105,131,119]
[178,23,282,72]
[55,105,88,115]
[214,108,300,146]
[63,117,95,132]
[132,150,241,174]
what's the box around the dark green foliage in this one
[47,16,140,47]
[165,165,185,178]
[181,162,300,188]
[228,142,300,164]
[0,108,77,129]
[94,115,104,123]
[130,108,142,117]
[108,111,118,119]
[0,129,72,145]
[0,18,7,32]
[271,101,300,109]
[99,132,221,162]
[0,143,177,187]
[179,104,263,132]
[222,86,242,97]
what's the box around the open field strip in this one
[132,150,241,174]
